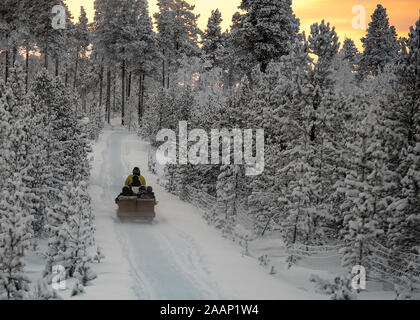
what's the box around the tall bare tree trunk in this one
[106,66,111,124]
[73,51,79,88]
[162,49,165,88]
[82,89,87,113]
[55,57,59,77]
[141,73,145,112]
[113,70,116,110]
[127,71,132,98]
[5,33,9,83]
[45,17,49,70]
[5,49,9,83]
[121,58,126,125]
[12,46,17,65]
[25,45,29,92]
[99,64,104,106]
[138,73,143,124]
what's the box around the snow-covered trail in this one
[87,124,320,300]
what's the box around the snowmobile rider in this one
[125,167,146,186]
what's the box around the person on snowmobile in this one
[115,186,134,203]
[125,167,146,186]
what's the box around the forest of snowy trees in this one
[141,1,419,298]
[0,0,419,299]
[0,1,103,299]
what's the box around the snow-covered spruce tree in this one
[305,22,350,241]
[87,102,105,141]
[29,0,72,72]
[388,140,420,253]
[28,69,92,242]
[0,64,37,258]
[330,50,358,96]
[204,75,254,230]
[124,96,139,132]
[34,69,90,185]
[393,17,420,151]
[329,88,369,239]
[202,9,224,69]
[308,20,340,112]
[258,39,327,253]
[139,88,174,145]
[216,165,242,237]
[154,0,201,88]
[338,103,388,270]
[358,4,399,78]
[387,18,420,254]
[188,67,237,199]
[25,70,57,236]
[340,38,359,71]
[0,83,32,300]
[0,177,32,299]
[131,0,159,124]
[241,65,291,235]
[44,179,96,283]
[231,0,300,74]
[72,6,90,91]
[0,83,11,187]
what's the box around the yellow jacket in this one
[125,174,146,186]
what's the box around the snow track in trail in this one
[97,126,222,299]
[87,124,322,300]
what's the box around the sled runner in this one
[116,196,157,220]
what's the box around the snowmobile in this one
[116,186,157,221]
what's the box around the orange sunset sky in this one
[64,0,419,49]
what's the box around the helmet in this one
[146,186,153,193]
[133,167,140,176]
[122,186,131,196]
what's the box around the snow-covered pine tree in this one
[44,179,96,283]
[131,0,159,124]
[93,0,121,123]
[28,0,71,71]
[0,83,32,300]
[0,177,32,299]
[0,82,11,187]
[231,0,300,74]
[202,9,224,69]
[154,0,201,88]
[242,65,290,235]
[72,6,90,90]
[340,38,359,71]
[216,164,241,237]
[388,140,420,253]
[87,102,105,141]
[28,69,91,238]
[329,88,368,239]
[1,64,36,240]
[339,103,387,270]
[257,38,327,253]
[3,64,33,178]
[386,18,420,254]
[26,70,56,236]
[308,20,340,114]
[125,96,139,132]
[358,4,399,78]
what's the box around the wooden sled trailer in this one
[117,196,157,220]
